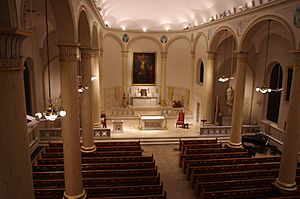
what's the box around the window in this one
[196,59,204,85]
[285,67,293,101]
[266,63,282,123]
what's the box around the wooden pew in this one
[183,156,281,173]
[179,139,218,151]
[90,192,167,199]
[42,151,143,159]
[33,174,161,188]
[180,151,250,167]
[187,162,280,180]
[181,143,223,153]
[34,184,164,199]
[37,155,154,165]
[196,176,300,197]
[33,167,158,180]
[49,141,141,148]
[33,161,155,172]
[190,169,281,188]
[179,147,245,166]
[45,145,142,153]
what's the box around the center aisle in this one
[142,145,198,199]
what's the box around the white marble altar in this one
[132,97,158,107]
[128,86,159,107]
[139,115,166,130]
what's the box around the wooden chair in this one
[176,111,185,128]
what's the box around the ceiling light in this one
[256,19,272,94]
[121,26,126,31]
[142,27,147,32]
[35,0,66,122]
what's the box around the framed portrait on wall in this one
[132,52,156,85]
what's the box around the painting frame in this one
[132,52,156,85]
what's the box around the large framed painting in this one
[132,52,156,85]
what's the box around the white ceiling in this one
[95,0,252,31]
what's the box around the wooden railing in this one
[27,115,40,154]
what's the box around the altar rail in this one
[200,125,260,136]
[39,127,111,141]
[256,120,284,150]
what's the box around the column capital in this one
[122,50,129,57]
[191,51,196,58]
[58,43,79,62]
[0,33,26,71]
[207,52,216,59]
[235,51,249,61]
[289,50,300,66]
[160,52,168,59]
[80,47,93,59]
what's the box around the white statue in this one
[226,86,234,106]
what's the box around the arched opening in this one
[266,63,283,123]
[23,60,32,115]
[200,61,204,84]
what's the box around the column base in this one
[274,178,297,191]
[80,145,97,153]
[63,189,86,199]
[226,141,243,149]
[159,100,166,107]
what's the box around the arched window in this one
[196,59,204,84]
[266,63,283,123]
[23,60,32,115]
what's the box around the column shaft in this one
[275,51,300,191]
[189,52,196,110]
[0,32,34,199]
[91,49,101,126]
[205,52,216,122]
[122,51,129,94]
[80,48,96,153]
[160,52,167,106]
[58,44,86,199]
[228,52,248,148]
[99,50,104,111]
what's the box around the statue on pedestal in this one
[226,86,234,106]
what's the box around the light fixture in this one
[219,29,234,83]
[91,75,97,81]
[256,19,272,94]
[35,0,66,121]
[142,27,147,32]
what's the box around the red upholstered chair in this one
[176,111,185,128]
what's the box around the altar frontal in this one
[139,115,166,130]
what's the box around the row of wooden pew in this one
[32,141,167,199]
[178,138,300,199]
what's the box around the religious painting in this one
[132,52,156,85]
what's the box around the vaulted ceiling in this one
[95,0,252,31]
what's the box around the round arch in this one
[240,15,296,52]
[49,0,76,43]
[92,23,99,49]
[192,32,208,52]
[78,9,91,47]
[209,26,238,52]
[165,35,191,52]
[127,35,162,52]
[103,33,125,50]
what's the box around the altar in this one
[139,115,166,130]
[132,97,158,107]
[128,86,159,107]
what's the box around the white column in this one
[122,51,129,94]
[275,51,300,191]
[80,47,96,153]
[99,50,105,111]
[228,51,248,148]
[58,44,86,199]
[189,52,196,110]
[0,32,34,199]
[91,49,101,126]
[160,52,167,106]
[204,52,216,122]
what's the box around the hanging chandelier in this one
[256,19,273,94]
[35,0,66,121]
[218,29,234,83]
